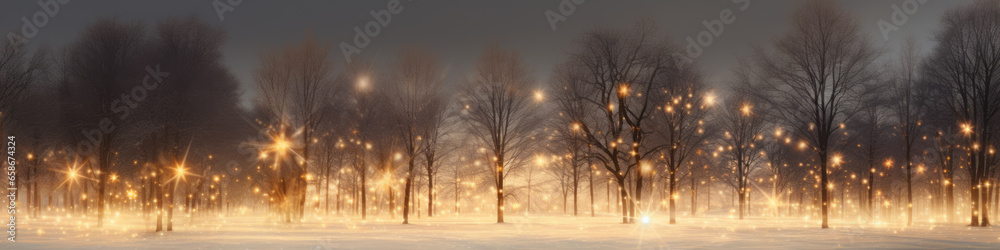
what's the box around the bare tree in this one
[717,94,767,220]
[370,123,398,219]
[550,118,586,216]
[253,32,336,222]
[763,126,794,217]
[888,37,924,226]
[422,99,458,218]
[461,44,544,223]
[10,85,58,219]
[554,21,692,223]
[848,83,889,221]
[59,18,148,228]
[920,64,961,223]
[922,0,1000,227]
[654,71,710,224]
[387,47,446,224]
[313,95,348,216]
[541,122,586,216]
[0,39,47,135]
[744,0,879,228]
[680,148,715,217]
[339,60,384,220]
[140,16,240,231]
[1,40,49,219]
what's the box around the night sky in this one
[1,0,970,107]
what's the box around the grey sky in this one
[1,0,972,107]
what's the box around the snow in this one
[6,213,1000,249]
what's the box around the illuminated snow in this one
[8,214,1000,249]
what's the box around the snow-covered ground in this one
[5,213,1000,249]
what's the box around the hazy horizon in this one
[1,0,970,108]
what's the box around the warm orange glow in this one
[356,75,371,92]
[274,138,290,153]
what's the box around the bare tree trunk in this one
[497,160,505,223]
[562,184,567,214]
[299,138,310,221]
[167,181,175,231]
[573,161,579,216]
[97,141,110,228]
[692,177,697,217]
[389,187,395,220]
[156,171,163,232]
[142,175,149,223]
[772,178,778,217]
[669,171,677,224]
[971,157,980,226]
[906,154,913,226]
[820,152,829,228]
[618,180,628,224]
[403,158,415,224]
[739,186,745,220]
[635,170,643,221]
[336,171,342,215]
[184,184,191,218]
[983,178,992,226]
[415,177,420,218]
[361,164,367,220]
[990,182,1000,223]
[946,168,954,223]
[589,167,595,217]
[993,182,1000,223]
[628,180,635,223]
[427,158,434,217]
[32,170,39,218]
[788,188,793,217]
[324,165,329,215]
[798,191,803,217]
[869,170,875,222]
